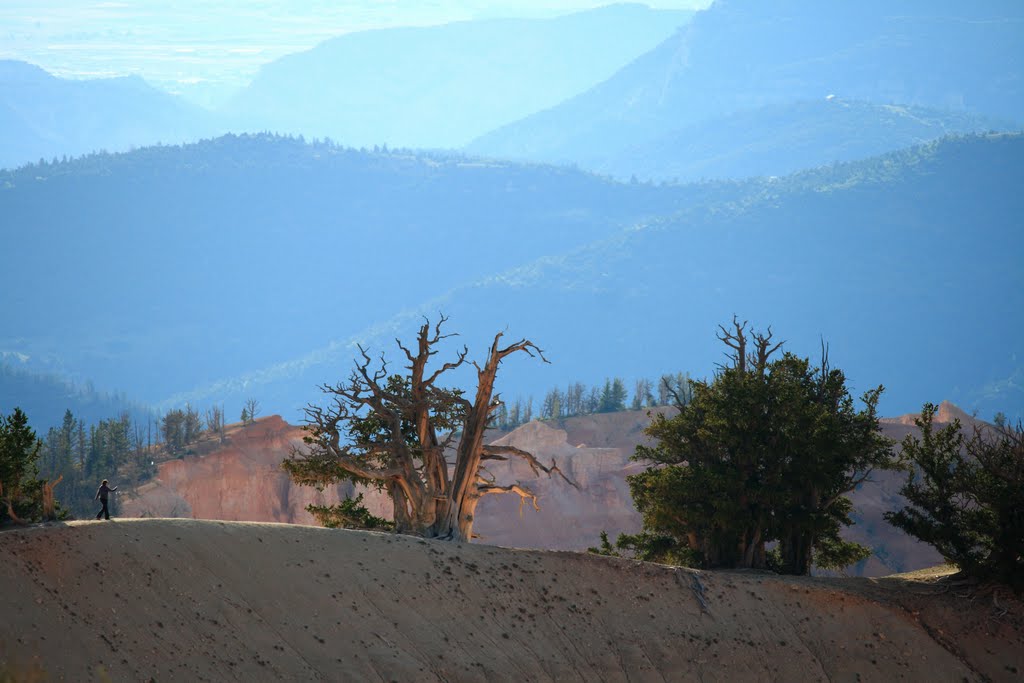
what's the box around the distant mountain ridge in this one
[0,60,220,170]
[225,3,693,148]
[258,133,1021,422]
[0,133,702,409]
[592,99,1016,182]
[2,133,1021,423]
[32,133,1024,421]
[468,0,1024,169]
[0,5,693,169]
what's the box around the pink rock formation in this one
[472,418,647,550]
[121,416,389,524]
[125,405,981,576]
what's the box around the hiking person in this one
[95,479,117,520]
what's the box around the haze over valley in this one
[2,4,1023,680]
[3,0,1022,428]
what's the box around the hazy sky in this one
[0,1,711,105]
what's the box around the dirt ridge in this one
[2,519,1021,682]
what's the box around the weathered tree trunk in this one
[0,481,27,525]
[387,481,414,534]
[439,333,571,541]
[42,475,63,521]
[442,336,502,541]
[780,527,813,575]
[741,526,764,569]
[779,489,819,574]
[287,319,570,542]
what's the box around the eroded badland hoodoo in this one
[2,518,1022,682]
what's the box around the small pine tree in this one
[610,378,628,412]
[306,494,393,531]
[0,408,48,524]
[623,318,894,574]
[885,404,1024,591]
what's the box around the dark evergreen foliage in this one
[614,320,895,574]
[0,408,50,524]
[885,405,1024,591]
[33,407,181,518]
[306,493,393,531]
[161,405,204,454]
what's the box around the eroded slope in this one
[1,519,1020,682]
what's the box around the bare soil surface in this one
[2,519,1020,682]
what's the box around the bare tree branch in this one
[424,346,469,387]
[481,445,579,489]
[42,474,63,521]
[476,482,541,516]
[496,338,551,365]
[662,376,688,409]
[750,326,785,375]
[428,314,459,345]
[716,315,748,372]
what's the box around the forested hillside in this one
[335,134,1024,422]
[0,134,702,410]
[2,133,1021,422]
[593,99,1012,182]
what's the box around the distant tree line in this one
[28,401,235,518]
[34,409,160,518]
[3,133,488,186]
[493,373,692,430]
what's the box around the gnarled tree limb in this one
[476,482,541,516]
[481,445,579,489]
[42,474,63,521]
[0,481,27,525]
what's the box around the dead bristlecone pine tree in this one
[283,316,576,541]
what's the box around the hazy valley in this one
[2,132,1021,425]
[2,2,1023,680]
